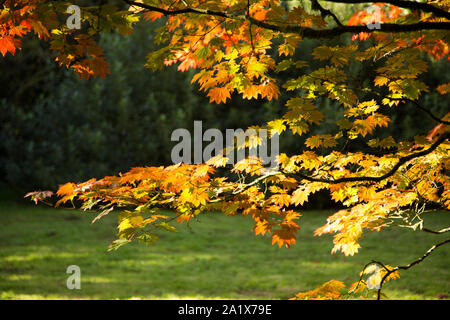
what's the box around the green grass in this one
[0,201,449,300]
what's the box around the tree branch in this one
[288,131,449,184]
[409,100,450,125]
[376,237,450,299]
[212,131,448,200]
[310,0,343,27]
[124,0,450,38]
[422,226,450,234]
[321,0,450,20]
[387,97,450,125]
[397,238,450,270]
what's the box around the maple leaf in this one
[57,182,77,197]
[272,228,297,248]
[305,134,338,149]
[374,76,389,87]
[143,11,164,21]
[0,36,17,56]
[437,83,450,95]
[270,192,291,207]
[208,86,231,104]
[291,187,310,206]
[254,219,272,236]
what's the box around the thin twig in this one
[376,237,450,300]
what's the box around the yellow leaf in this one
[208,86,231,104]
[374,76,389,87]
[291,187,309,206]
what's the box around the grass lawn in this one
[0,201,449,300]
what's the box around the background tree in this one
[2,0,449,299]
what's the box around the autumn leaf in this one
[208,86,231,104]
[291,187,310,206]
